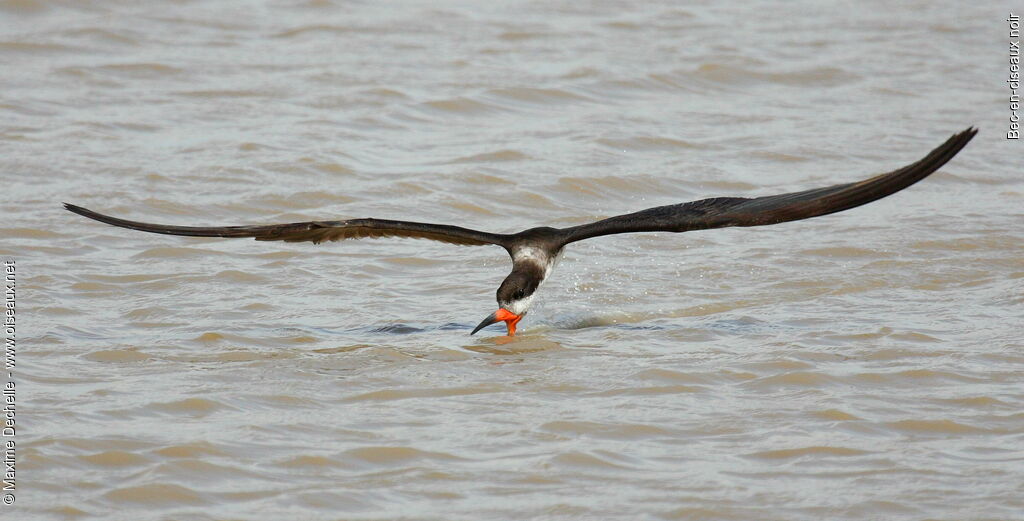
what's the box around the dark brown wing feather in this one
[63,204,511,247]
[558,127,977,246]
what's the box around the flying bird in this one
[65,127,977,336]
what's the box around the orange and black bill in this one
[470,309,522,336]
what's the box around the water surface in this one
[2,1,1022,519]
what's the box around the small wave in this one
[465,335,563,355]
[937,396,1008,408]
[61,27,140,45]
[446,149,530,164]
[69,281,117,291]
[0,41,75,54]
[691,63,858,87]
[441,200,499,216]
[418,97,502,115]
[379,256,448,267]
[541,420,674,440]
[750,150,811,162]
[155,442,228,459]
[343,385,503,403]
[847,369,982,386]
[549,174,682,199]
[213,269,267,283]
[812,409,861,421]
[278,455,346,468]
[82,349,150,363]
[912,236,1022,252]
[151,397,234,416]
[593,384,704,396]
[698,180,760,191]
[886,419,990,434]
[746,446,871,460]
[343,446,460,466]
[131,246,228,259]
[105,483,210,506]
[544,309,667,332]
[273,24,380,38]
[176,89,269,98]
[497,30,551,41]
[368,323,424,334]
[632,368,714,385]
[0,0,47,14]
[0,227,62,239]
[550,450,636,470]
[87,273,181,284]
[596,136,704,152]
[798,246,883,258]
[79,450,150,468]
[483,87,590,108]
[745,371,834,389]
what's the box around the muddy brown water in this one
[2,1,1022,520]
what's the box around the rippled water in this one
[3,1,1023,519]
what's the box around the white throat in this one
[504,294,535,316]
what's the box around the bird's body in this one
[65,128,977,336]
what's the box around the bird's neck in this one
[511,245,561,281]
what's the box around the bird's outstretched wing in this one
[63,203,512,247]
[558,127,977,246]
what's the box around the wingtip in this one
[955,126,979,152]
[63,202,88,215]
[932,126,978,159]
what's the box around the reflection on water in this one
[3,0,1022,519]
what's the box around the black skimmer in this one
[65,127,977,336]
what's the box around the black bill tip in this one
[470,311,499,335]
